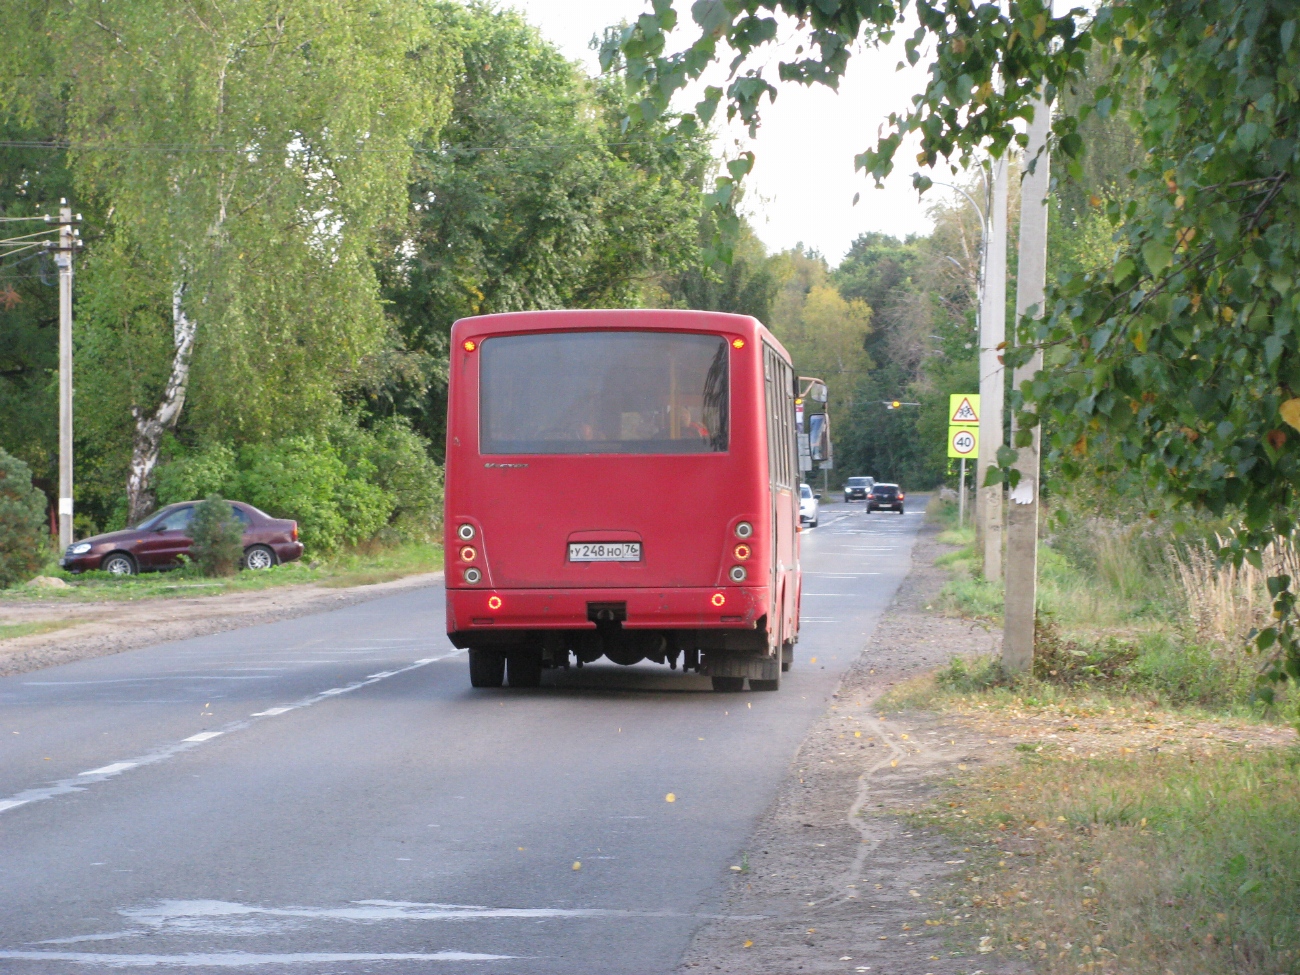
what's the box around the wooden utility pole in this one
[977,156,1008,582]
[1002,95,1052,673]
[55,202,78,550]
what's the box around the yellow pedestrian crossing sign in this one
[949,394,979,425]
[948,425,979,458]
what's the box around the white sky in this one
[504,0,939,266]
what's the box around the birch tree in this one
[1,0,454,521]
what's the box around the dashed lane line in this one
[0,650,464,818]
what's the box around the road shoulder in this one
[677,518,1028,974]
[0,571,443,678]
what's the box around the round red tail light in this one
[733,543,751,560]
[460,545,477,562]
[711,593,726,607]
[487,595,502,610]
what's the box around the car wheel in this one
[811,518,818,527]
[711,676,744,692]
[506,650,543,688]
[898,507,905,515]
[468,649,505,688]
[243,545,277,570]
[102,553,136,576]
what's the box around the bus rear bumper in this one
[446,585,768,636]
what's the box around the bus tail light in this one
[487,595,502,610]
[733,543,751,560]
[735,521,753,539]
[464,567,482,584]
[729,565,747,583]
[711,592,726,607]
[291,522,299,542]
[460,546,477,562]
[457,524,475,540]
[463,339,477,352]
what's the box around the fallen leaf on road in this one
[855,731,861,737]
[743,940,753,948]
[730,865,742,871]
[891,759,898,767]
[665,793,676,802]
[572,861,581,870]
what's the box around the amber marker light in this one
[733,543,751,560]
[462,339,477,352]
[487,595,502,610]
[711,592,726,607]
[731,338,745,349]
[459,545,477,562]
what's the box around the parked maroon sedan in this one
[60,501,303,576]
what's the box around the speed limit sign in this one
[948,425,978,458]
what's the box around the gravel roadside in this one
[0,571,443,678]
[677,518,1028,975]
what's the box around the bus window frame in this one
[474,328,735,457]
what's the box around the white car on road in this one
[799,483,820,527]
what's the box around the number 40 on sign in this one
[948,425,978,458]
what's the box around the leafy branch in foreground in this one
[615,0,1300,695]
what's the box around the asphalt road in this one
[0,500,924,973]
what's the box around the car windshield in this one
[800,485,812,498]
[847,477,870,486]
[479,330,729,454]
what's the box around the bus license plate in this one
[568,542,641,562]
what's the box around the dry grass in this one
[1168,534,1300,654]
[917,742,1300,975]
[0,619,80,641]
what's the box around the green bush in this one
[0,448,47,588]
[189,496,244,577]
[154,415,442,553]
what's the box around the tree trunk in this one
[126,282,196,524]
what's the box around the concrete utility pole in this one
[55,201,78,550]
[977,156,1008,582]
[1002,95,1052,673]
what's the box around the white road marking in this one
[250,707,292,717]
[0,950,513,967]
[182,732,223,743]
[23,676,277,686]
[0,650,464,817]
[79,762,137,777]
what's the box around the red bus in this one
[443,310,802,692]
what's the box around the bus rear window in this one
[479,331,729,454]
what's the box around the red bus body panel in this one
[444,310,800,659]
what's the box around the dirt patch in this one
[678,520,1297,975]
[679,520,1029,974]
[0,571,443,677]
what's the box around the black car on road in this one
[843,476,874,502]
[867,483,905,514]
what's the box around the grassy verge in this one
[906,722,1300,975]
[896,499,1300,973]
[2,540,444,602]
[0,619,81,640]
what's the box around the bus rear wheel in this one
[468,649,505,688]
[711,676,744,692]
[507,650,543,688]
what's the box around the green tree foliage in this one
[188,496,243,578]
[0,0,457,520]
[0,447,46,588]
[657,216,780,322]
[155,417,440,553]
[384,3,710,454]
[0,126,74,503]
[617,0,1300,686]
[766,247,873,418]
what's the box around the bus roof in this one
[450,309,792,365]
